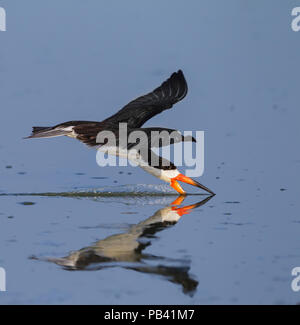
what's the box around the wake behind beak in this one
[174,174,215,195]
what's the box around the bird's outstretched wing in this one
[103,70,188,128]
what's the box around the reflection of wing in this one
[103,70,188,128]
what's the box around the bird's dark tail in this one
[25,126,72,139]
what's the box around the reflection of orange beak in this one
[171,195,214,216]
[172,203,199,216]
[170,174,215,195]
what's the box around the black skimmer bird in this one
[26,70,214,195]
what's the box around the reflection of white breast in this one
[162,210,181,222]
[139,207,182,225]
[159,207,181,223]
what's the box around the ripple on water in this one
[18,201,36,206]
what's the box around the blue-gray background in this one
[0,0,299,304]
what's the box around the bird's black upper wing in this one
[103,70,188,128]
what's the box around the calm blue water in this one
[0,0,300,304]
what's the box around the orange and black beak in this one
[170,174,215,196]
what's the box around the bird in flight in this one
[26,70,214,195]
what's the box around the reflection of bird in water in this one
[47,195,213,296]
[26,70,214,195]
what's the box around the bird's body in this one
[26,70,214,195]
